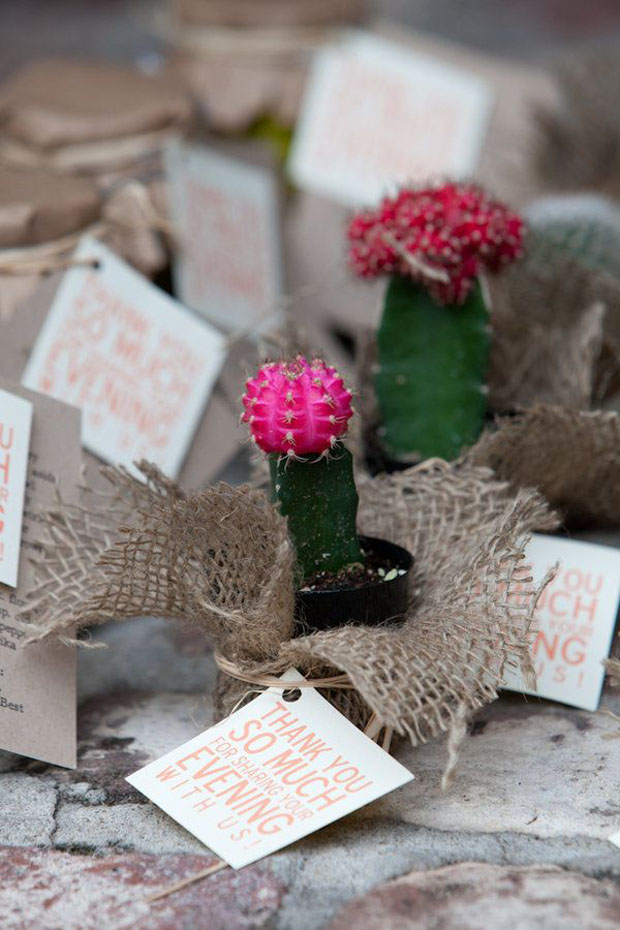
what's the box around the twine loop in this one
[0,223,106,277]
[214,652,393,748]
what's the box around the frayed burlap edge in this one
[19,459,557,782]
[532,51,620,200]
[467,405,620,529]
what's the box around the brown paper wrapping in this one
[0,59,192,154]
[0,164,101,248]
[0,164,103,322]
[169,0,364,131]
[0,59,195,277]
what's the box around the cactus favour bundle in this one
[17,356,556,774]
[348,182,524,463]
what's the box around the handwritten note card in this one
[167,142,283,333]
[289,31,492,206]
[0,380,80,768]
[0,390,33,588]
[503,535,620,712]
[128,671,413,868]
[22,238,227,478]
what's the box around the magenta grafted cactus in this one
[242,357,354,457]
[242,356,363,582]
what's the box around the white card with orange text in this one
[22,238,227,479]
[127,671,413,868]
[289,31,492,207]
[0,389,33,588]
[503,535,620,712]
[167,142,283,334]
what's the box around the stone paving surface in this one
[3,5,620,924]
[0,615,619,928]
[0,847,285,930]
[325,862,620,929]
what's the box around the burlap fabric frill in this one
[464,230,620,528]
[19,459,556,781]
[533,52,620,200]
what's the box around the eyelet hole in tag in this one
[282,687,302,703]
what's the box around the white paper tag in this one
[166,142,283,334]
[609,830,620,849]
[503,535,620,712]
[22,237,227,479]
[289,31,493,207]
[0,390,33,588]
[127,671,413,868]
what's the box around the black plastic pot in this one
[294,535,413,634]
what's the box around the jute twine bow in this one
[214,653,395,750]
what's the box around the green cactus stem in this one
[269,444,363,583]
[374,274,490,462]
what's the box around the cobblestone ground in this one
[2,1,620,927]
[0,605,619,929]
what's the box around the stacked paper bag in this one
[168,0,365,133]
[0,58,194,278]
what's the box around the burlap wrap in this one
[19,458,557,777]
[533,52,620,199]
[465,230,620,528]
[468,406,620,528]
[488,232,620,411]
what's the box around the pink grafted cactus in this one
[242,356,354,456]
[242,355,362,579]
